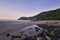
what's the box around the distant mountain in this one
[18,17,29,20]
[18,8,60,20]
[18,17,37,20]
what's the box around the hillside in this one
[34,8,60,20]
[18,8,60,20]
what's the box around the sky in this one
[0,0,60,20]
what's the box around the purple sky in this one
[0,0,60,20]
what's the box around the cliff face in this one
[18,8,60,20]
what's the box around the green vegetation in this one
[34,8,60,20]
[37,24,60,30]
[18,8,60,20]
[37,24,60,37]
